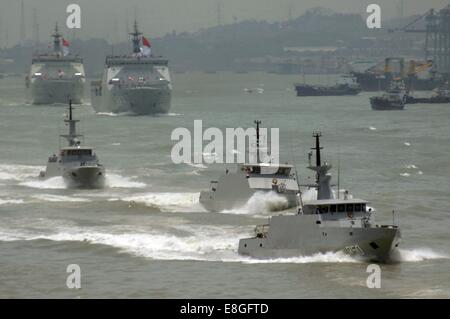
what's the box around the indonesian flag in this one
[141,36,151,57]
[62,38,70,56]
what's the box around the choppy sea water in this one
[0,73,449,298]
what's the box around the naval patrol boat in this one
[27,24,85,104]
[199,121,300,212]
[238,133,401,262]
[91,21,172,115]
[39,100,105,189]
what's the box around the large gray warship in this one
[199,121,300,212]
[39,100,105,189]
[238,133,401,262]
[27,24,85,105]
[90,21,172,115]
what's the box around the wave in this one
[392,248,449,262]
[0,225,360,264]
[186,162,208,169]
[122,192,204,213]
[20,176,67,189]
[105,174,146,188]
[0,198,24,205]
[220,191,290,216]
[0,164,43,181]
[31,194,91,203]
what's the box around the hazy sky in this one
[0,0,449,46]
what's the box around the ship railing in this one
[254,224,270,238]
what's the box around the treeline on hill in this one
[0,7,418,75]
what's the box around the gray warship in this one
[27,24,85,105]
[39,100,105,189]
[199,121,300,212]
[238,133,401,262]
[90,21,172,115]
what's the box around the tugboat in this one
[370,78,407,110]
[199,121,299,212]
[90,21,172,115]
[294,74,361,96]
[238,133,401,262]
[39,100,105,188]
[27,23,85,105]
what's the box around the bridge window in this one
[355,204,361,212]
[362,204,367,212]
[338,204,345,212]
[330,205,336,213]
[346,204,354,212]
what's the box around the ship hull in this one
[406,96,450,104]
[238,215,401,263]
[41,164,105,189]
[30,79,84,105]
[91,85,171,115]
[62,166,105,189]
[370,98,405,110]
[295,84,361,96]
[353,73,442,91]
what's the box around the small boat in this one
[39,100,106,189]
[370,78,407,110]
[238,133,401,262]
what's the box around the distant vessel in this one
[39,100,105,188]
[407,82,450,104]
[238,133,401,262]
[91,21,172,115]
[199,121,299,212]
[27,23,85,104]
[351,57,442,91]
[294,74,361,96]
[370,78,407,110]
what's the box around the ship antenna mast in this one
[254,120,261,164]
[130,20,142,54]
[62,99,81,146]
[52,22,62,53]
[313,132,322,168]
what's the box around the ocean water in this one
[0,73,449,298]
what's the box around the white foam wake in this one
[220,191,289,216]
[0,225,361,264]
[0,164,43,181]
[393,248,449,262]
[20,176,67,189]
[0,198,24,205]
[105,174,146,188]
[31,194,91,203]
[122,192,205,213]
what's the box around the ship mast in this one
[61,100,82,146]
[254,120,261,164]
[308,132,333,200]
[130,20,142,54]
[52,22,62,54]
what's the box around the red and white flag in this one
[62,38,70,56]
[141,36,151,57]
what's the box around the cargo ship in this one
[350,58,443,92]
[294,74,361,96]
